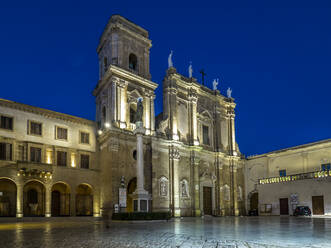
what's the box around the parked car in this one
[248,209,258,216]
[293,206,311,216]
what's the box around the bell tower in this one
[97,15,151,80]
[94,15,157,134]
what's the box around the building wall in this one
[0,100,100,217]
[245,140,331,216]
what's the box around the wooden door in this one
[312,196,324,215]
[52,191,60,216]
[279,198,289,215]
[203,187,212,215]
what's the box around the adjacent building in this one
[245,139,331,216]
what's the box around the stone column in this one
[189,90,199,145]
[229,107,236,156]
[150,94,156,135]
[45,185,51,217]
[144,95,151,135]
[191,151,200,216]
[133,123,150,212]
[111,79,118,124]
[232,164,239,216]
[169,87,179,141]
[219,164,225,216]
[16,183,23,218]
[119,81,127,129]
[170,147,181,217]
[93,190,100,217]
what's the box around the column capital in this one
[170,147,180,161]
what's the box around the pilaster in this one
[16,182,23,218]
[170,146,180,216]
[45,184,51,217]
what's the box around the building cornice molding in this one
[0,99,95,126]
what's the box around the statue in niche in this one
[223,185,230,201]
[135,97,143,123]
[188,62,193,78]
[159,178,168,197]
[181,180,189,197]
[168,50,173,68]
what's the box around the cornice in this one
[0,99,95,126]
[94,65,158,96]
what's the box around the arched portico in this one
[51,182,70,216]
[0,178,17,217]
[23,180,45,216]
[76,184,93,216]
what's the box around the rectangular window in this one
[30,147,42,163]
[321,163,331,171]
[0,116,13,130]
[279,169,286,177]
[202,125,210,145]
[81,154,89,169]
[57,151,67,166]
[29,121,42,136]
[56,127,68,140]
[80,132,90,144]
[0,143,12,160]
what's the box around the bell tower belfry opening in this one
[94,15,157,134]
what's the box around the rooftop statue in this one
[188,62,193,78]
[168,50,173,68]
[213,78,219,91]
[227,87,232,98]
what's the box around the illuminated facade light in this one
[98,130,102,135]
[71,153,76,168]
[105,122,110,128]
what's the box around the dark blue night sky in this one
[1,1,330,156]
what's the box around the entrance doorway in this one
[279,198,289,215]
[0,179,17,217]
[312,196,324,215]
[203,186,212,215]
[51,183,70,216]
[250,192,258,211]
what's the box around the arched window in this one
[102,106,106,121]
[130,106,136,124]
[129,53,138,71]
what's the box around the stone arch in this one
[126,177,136,212]
[76,183,93,216]
[0,178,17,217]
[23,180,45,216]
[51,182,71,216]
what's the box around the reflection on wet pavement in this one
[0,216,330,248]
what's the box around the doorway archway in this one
[51,182,70,216]
[23,181,45,216]
[76,184,93,216]
[0,178,17,217]
[127,177,136,212]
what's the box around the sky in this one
[1,1,330,156]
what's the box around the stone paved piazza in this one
[0,216,330,248]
